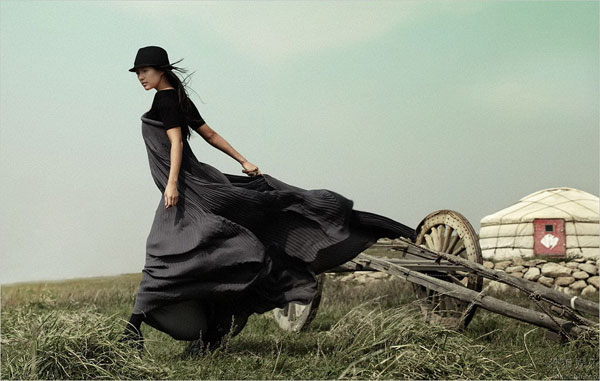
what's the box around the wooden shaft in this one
[328,258,467,273]
[386,240,599,317]
[354,253,591,338]
[424,248,597,316]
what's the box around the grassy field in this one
[1,259,599,380]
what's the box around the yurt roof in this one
[481,187,599,226]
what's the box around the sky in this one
[1,0,598,285]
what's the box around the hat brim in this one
[128,64,173,72]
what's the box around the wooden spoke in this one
[441,225,452,252]
[424,234,435,250]
[272,274,325,332]
[452,239,465,255]
[446,233,459,254]
[431,227,441,250]
[288,303,297,320]
[411,210,483,331]
[453,248,467,258]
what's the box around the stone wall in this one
[482,257,599,297]
[332,256,599,298]
[336,271,393,284]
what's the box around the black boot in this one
[118,313,145,352]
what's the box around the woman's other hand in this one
[164,182,179,208]
[241,161,262,177]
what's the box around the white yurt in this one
[479,187,599,261]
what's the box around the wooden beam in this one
[329,258,467,273]
[353,253,592,339]
[387,241,600,317]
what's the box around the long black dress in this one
[133,91,416,341]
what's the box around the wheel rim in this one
[412,210,483,330]
[272,273,324,332]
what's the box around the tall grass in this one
[323,299,526,379]
[1,303,166,379]
[1,272,598,380]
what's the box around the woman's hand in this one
[164,182,179,208]
[241,161,262,177]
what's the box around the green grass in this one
[1,269,598,380]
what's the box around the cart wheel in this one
[412,210,483,330]
[272,273,325,332]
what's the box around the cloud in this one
[112,1,426,66]
[467,74,595,121]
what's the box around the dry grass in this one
[1,271,598,380]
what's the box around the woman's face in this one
[136,66,164,90]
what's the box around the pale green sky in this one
[1,1,598,285]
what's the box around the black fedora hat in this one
[128,46,177,72]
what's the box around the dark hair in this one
[155,59,205,141]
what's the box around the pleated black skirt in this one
[133,112,415,336]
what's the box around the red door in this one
[533,219,566,257]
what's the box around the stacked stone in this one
[335,270,393,284]
[482,257,599,297]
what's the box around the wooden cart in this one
[272,210,599,341]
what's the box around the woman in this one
[119,46,416,352]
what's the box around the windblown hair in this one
[154,58,205,141]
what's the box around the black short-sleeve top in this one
[146,89,206,131]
